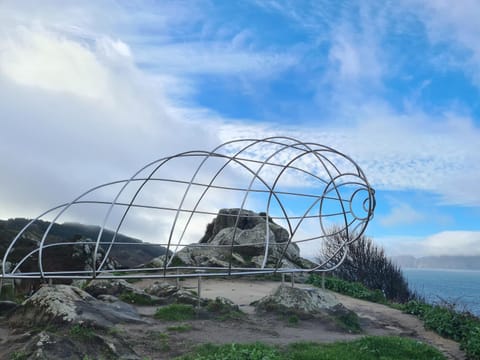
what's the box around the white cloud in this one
[379,202,425,227]
[136,42,297,76]
[407,0,480,84]
[422,231,480,256]
[376,231,480,257]
[0,27,111,101]
[217,106,480,207]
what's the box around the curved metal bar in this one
[4,137,375,280]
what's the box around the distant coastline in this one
[392,255,480,270]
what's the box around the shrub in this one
[402,300,480,359]
[318,228,412,302]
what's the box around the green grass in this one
[177,342,281,360]
[154,304,196,321]
[176,337,445,360]
[307,275,386,303]
[9,351,27,360]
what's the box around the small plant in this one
[167,324,192,332]
[69,324,95,341]
[119,290,155,305]
[331,308,362,333]
[287,315,299,325]
[10,351,27,360]
[154,304,196,321]
[205,297,245,321]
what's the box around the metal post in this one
[176,269,180,288]
[197,275,202,308]
[281,273,285,285]
[322,272,325,290]
[291,272,294,287]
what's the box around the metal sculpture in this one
[1,137,375,280]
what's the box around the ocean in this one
[403,268,480,316]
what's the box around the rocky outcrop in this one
[84,279,162,305]
[9,285,144,329]
[253,285,361,332]
[145,281,202,305]
[10,329,141,360]
[152,208,309,269]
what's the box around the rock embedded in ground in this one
[254,285,341,316]
[8,285,144,329]
[253,285,361,332]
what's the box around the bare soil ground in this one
[0,278,466,360]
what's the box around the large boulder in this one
[9,285,144,329]
[152,208,306,269]
[84,279,162,305]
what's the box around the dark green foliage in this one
[318,229,412,302]
[308,275,386,303]
[176,337,445,360]
[154,304,196,321]
[403,300,480,359]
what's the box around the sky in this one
[1,0,480,258]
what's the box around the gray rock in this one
[0,300,18,316]
[8,285,144,329]
[253,285,341,317]
[72,238,119,272]
[11,329,141,360]
[145,281,203,306]
[84,279,162,305]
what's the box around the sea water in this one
[403,268,480,316]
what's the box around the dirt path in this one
[134,278,465,359]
